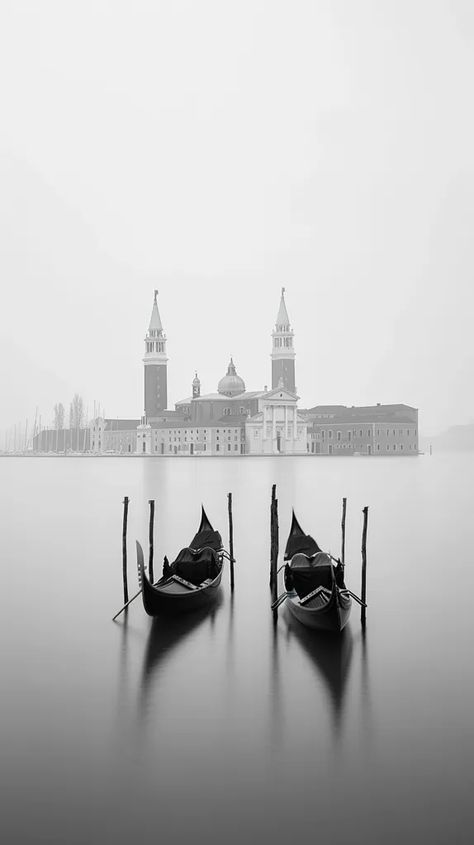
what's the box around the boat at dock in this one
[282,512,352,632]
[136,507,226,615]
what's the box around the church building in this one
[82,287,417,457]
[135,288,307,455]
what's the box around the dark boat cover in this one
[164,507,222,586]
[172,547,221,586]
[284,511,321,560]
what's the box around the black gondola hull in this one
[286,587,351,633]
[141,568,223,616]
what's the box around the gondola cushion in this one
[173,547,220,586]
[285,553,335,599]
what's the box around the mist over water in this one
[1,454,473,844]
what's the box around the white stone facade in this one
[246,388,307,455]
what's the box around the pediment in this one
[262,388,299,402]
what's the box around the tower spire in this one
[271,287,296,393]
[276,287,290,330]
[149,290,163,332]
[143,290,168,417]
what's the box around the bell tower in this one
[143,290,168,418]
[271,287,296,393]
[192,372,201,398]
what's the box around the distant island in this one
[4,290,420,457]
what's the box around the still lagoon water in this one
[1,454,473,844]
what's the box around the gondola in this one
[136,507,226,616]
[281,512,352,633]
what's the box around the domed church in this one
[218,359,246,397]
[134,288,308,455]
[87,287,418,457]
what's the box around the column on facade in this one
[284,405,288,440]
[272,405,276,443]
[293,407,297,444]
[263,405,267,440]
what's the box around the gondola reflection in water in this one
[136,507,231,616]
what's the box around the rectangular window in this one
[337,431,341,441]
[328,431,333,439]
[216,445,220,452]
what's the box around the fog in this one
[1,0,473,438]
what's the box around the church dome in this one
[218,358,246,396]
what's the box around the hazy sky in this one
[1,0,473,439]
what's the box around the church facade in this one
[131,288,307,456]
[85,289,418,456]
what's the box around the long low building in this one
[304,404,418,455]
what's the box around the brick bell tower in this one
[271,287,296,393]
[143,290,168,418]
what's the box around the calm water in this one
[1,454,473,844]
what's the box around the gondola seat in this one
[173,548,220,587]
[286,552,335,600]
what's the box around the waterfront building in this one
[59,288,419,457]
[32,428,90,453]
[304,404,418,455]
[90,418,140,454]
[245,385,307,455]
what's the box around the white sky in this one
[1,0,473,438]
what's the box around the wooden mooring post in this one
[270,484,279,592]
[361,506,369,625]
[227,492,235,590]
[148,499,155,584]
[341,497,347,566]
[122,496,129,605]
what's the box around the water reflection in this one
[270,614,284,746]
[283,612,355,738]
[140,594,223,718]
